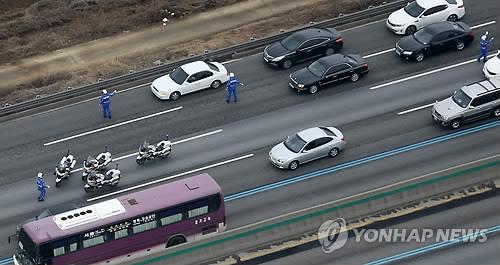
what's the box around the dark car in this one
[395,21,474,62]
[289,54,368,94]
[263,27,343,69]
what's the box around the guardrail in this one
[0,0,407,117]
[122,154,500,265]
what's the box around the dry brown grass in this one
[0,0,243,64]
[1,0,385,105]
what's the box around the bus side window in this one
[161,213,182,226]
[53,246,65,257]
[114,228,129,239]
[188,206,208,218]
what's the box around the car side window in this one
[187,71,212,83]
[423,5,447,16]
[432,32,449,43]
[187,74,200,83]
[315,137,333,147]
[304,140,318,151]
[327,64,350,75]
[471,93,497,107]
[199,71,213,79]
[299,39,323,50]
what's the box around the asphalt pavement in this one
[0,0,499,263]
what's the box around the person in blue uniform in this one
[36,173,49,201]
[100,89,117,118]
[478,31,494,62]
[226,73,244,103]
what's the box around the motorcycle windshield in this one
[140,141,150,151]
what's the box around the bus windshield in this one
[16,228,37,265]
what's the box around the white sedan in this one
[483,51,500,79]
[151,61,229,100]
[386,0,465,35]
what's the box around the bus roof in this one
[22,173,222,244]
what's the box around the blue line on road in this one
[224,119,500,202]
[364,225,500,265]
[0,257,12,265]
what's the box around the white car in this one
[483,51,500,79]
[151,61,229,100]
[386,0,465,35]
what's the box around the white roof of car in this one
[297,127,327,142]
[180,61,210,75]
[416,0,448,9]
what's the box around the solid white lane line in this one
[470,20,496,29]
[363,48,395,59]
[369,55,496,90]
[222,58,242,65]
[397,103,434,115]
[171,129,223,145]
[87,153,254,202]
[118,83,151,93]
[44,106,183,146]
[340,18,387,32]
[69,129,224,173]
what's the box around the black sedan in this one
[289,54,368,94]
[263,27,343,69]
[395,21,474,62]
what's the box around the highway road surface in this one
[0,0,498,263]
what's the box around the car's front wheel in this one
[456,41,465,51]
[414,52,424,62]
[288,160,299,170]
[450,119,461,129]
[169,91,181,101]
[309,85,318,94]
[281,59,293,69]
[405,25,417,35]
[210,80,222,89]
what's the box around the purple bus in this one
[13,173,226,265]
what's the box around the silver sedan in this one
[269,126,346,170]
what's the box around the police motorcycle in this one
[82,146,112,180]
[136,135,171,165]
[54,150,77,187]
[84,164,121,192]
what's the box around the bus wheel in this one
[167,235,186,248]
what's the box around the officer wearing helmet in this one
[478,31,494,62]
[100,89,117,119]
[226,72,244,103]
[36,173,50,201]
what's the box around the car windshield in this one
[404,1,425,17]
[280,35,301,51]
[307,60,328,77]
[283,134,307,153]
[169,67,188,85]
[452,89,472,108]
[414,28,434,45]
